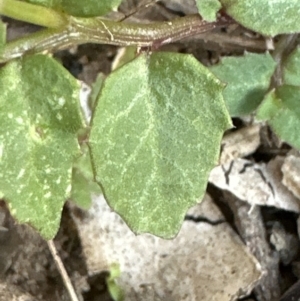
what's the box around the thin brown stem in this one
[271,34,299,87]
[47,240,80,301]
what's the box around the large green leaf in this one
[220,0,300,36]
[257,85,300,149]
[89,52,231,238]
[210,52,276,117]
[22,0,122,17]
[0,54,85,239]
[196,0,221,21]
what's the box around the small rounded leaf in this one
[257,85,300,149]
[196,0,222,21]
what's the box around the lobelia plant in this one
[0,0,300,240]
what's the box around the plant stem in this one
[271,34,298,87]
[0,14,232,62]
[73,15,224,48]
[47,240,80,301]
[0,0,67,28]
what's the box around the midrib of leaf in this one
[139,77,158,206]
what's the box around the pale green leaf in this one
[89,52,231,238]
[60,0,122,17]
[0,19,6,52]
[256,90,280,121]
[210,52,276,117]
[196,0,221,21]
[112,46,137,71]
[89,73,105,111]
[21,0,60,9]
[220,0,300,36]
[106,263,124,301]
[0,54,85,239]
[282,47,300,86]
[257,85,300,149]
[71,168,98,209]
[71,144,101,209]
[23,0,122,17]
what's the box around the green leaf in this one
[60,0,122,17]
[282,47,300,86]
[256,90,280,121]
[71,145,101,209]
[112,46,137,71]
[89,52,231,238]
[196,0,222,21]
[71,169,98,209]
[220,0,300,36]
[0,54,85,239]
[89,73,105,111]
[210,52,276,117]
[23,0,122,17]
[106,263,124,301]
[21,0,60,9]
[257,85,300,149]
[0,19,6,52]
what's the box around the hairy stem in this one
[0,14,232,63]
[72,15,227,47]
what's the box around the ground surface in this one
[1,1,300,301]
